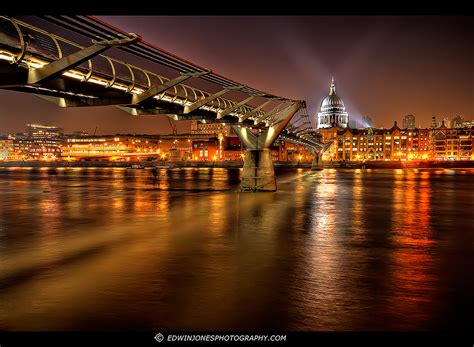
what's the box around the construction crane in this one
[167,117,178,150]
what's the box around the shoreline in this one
[1,160,474,169]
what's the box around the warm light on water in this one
[0,167,473,331]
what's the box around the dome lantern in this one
[329,76,336,95]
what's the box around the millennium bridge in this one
[0,15,329,191]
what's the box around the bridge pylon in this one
[310,143,332,170]
[231,101,302,192]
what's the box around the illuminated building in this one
[432,122,474,160]
[277,141,312,162]
[61,135,161,160]
[317,127,338,143]
[463,119,474,128]
[0,138,14,160]
[9,134,61,160]
[27,124,63,139]
[223,137,245,161]
[191,140,218,161]
[190,120,244,160]
[71,130,90,136]
[324,121,433,161]
[323,119,474,161]
[402,114,416,129]
[2,124,64,160]
[317,77,349,129]
[191,121,231,137]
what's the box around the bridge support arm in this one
[253,102,287,124]
[28,35,141,84]
[239,99,272,122]
[262,101,302,148]
[183,86,240,114]
[231,125,263,149]
[216,95,255,119]
[310,143,332,170]
[131,70,210,104]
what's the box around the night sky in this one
[0,16,473,134]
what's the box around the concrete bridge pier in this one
[231,101,302,192]
[310,143,332,171]
[241,148,276,191]
[311,149,323,170]
[311,153,320,170]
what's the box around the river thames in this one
[0,167,473,331]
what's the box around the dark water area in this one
[0,167,473,331]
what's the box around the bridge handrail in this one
[0,16,270,120]
[50,15,288,100]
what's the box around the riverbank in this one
[1,160,474,169]
[320,160,474,169]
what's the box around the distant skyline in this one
[0,16,473,134]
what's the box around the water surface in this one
[0,167,473,331]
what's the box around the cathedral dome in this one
[316,77,349,129]
[320,77,345,110]
[321,94,345,109]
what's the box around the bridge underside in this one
[0,15,330,192]
[0,61,259,125]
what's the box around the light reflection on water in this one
[0,167,473,331]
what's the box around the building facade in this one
[61,136,161,160]
[0,138,14,160]
[27,124,63,138]
[9,135,62,160]
[190,121,232,137]
[463,119,474,128]
[431,124,474,160]
[319,121,474,161]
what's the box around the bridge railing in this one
[0,16,271,121]
[0,14,328,155]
